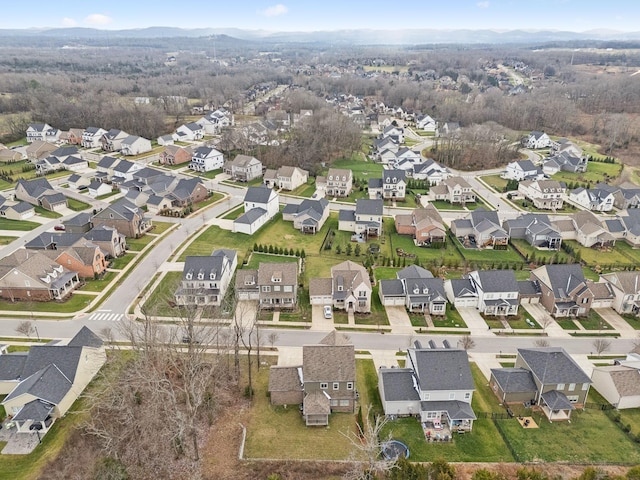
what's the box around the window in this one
[333,383,339,390]
[557,383,565,390]
[424,393,430,400]
[582,383,589,391]
[426,411,438,419]
[567,395,579,403]
[320,383,328,390]
[339,400,350,407]
[274,285,281,292]
[449,392,455,400]
[568,383,576,391]
[262,286,271,293]
[347,382,353,390]
[582,297,589,304]
[465,392,471,400]
[283,285,293,293]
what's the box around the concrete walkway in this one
[457,308,495,336]
[384,306,415,334]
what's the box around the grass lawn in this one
[0,293,92,313]
[620,314,640,330]
[34,206,62,219]
[354,285,388,326]
[244,360,361,460]
[244,252,299,270]
[576,309,613,331]
[288,181,317,198]
[511,198,578,214]
[191,192,224,213]
[494,407,640,463]
[81,271,117,292]
[95,191,118,201]
[67,198,91,211]
[373,267,402,281]
[456,243,524,266]
[510,239,571,264]
[556,318,580,330]
[481,174,508,192]
[388,219,462,267]
[142,271,182,317]
[195,168,222,179]
[0,235,17,245]
[431,200,465,211]
[358,359,384,417]
[617,408,640,437]
[563,240,634,268]
[409,313,427,327]
[331,154,383,177]
[110,253,136,270]
[126,235,155,251]
[150,221,174,235]
[551,161,622,185]
[439,307,468,328]
[222,205,244,220]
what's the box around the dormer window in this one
[413,287,419,294]
[186,273,192,280]
[210,273,216,280]
[328,175,333,180]
[197,273,204,280]
[423,287,429,294]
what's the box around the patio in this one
[0,420,41,454]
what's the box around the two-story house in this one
[569,187,615,212]
[378,342,476,433]
[490,347,591,421]
[518,180,566,210]
[325,168,353,198]
[233,186,279,235]
[189,146,224,173]
[26,123,59,144]
[368,169,406,201]
[100,129,130,152]
[523,131,552,149]
[600,271,640,316]
[175,122,204,141]
[159,145,193,166]
[451,208,509,249]
[81,127,108,148]
[120,135,152,156]
[468,269,519,316]
[174,249,238,306]
[503,160,544,182]
[224,155,263,182]
[412,158,450,185]
[268,330,356,426]
[379,265,447,314]
[338,199,384,238]
[310,260,372,313]
[531,264,593,317]
[91,198,152,238]
[282,198,330,234]
[394,205,446,247]
[263,166,309,191]
[416,114,437,133]
[432,176,475,204]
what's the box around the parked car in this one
[54,225,65,231]
[323,305,332,319]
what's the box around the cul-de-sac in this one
[2,6,640,479]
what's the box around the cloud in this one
[61,17,77,27]
[260,4,288,17]
[477,1,490,8]
[84,14,113,26]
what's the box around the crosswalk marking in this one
[88,311,123,322]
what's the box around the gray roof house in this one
[174,249,238,307]
[379,342,476,433]
[338,199,384,238]
[379,265,447,315]
[282,198,329,234]
[490,347,591,421]
[467,269,520,316]
[451,208,509,249]
[503,213,562,250]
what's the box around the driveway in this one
[456,308,492,336]
[310,304,334,331]
[521,303,572,338]
[595,308,638,339]
[384,306,414,334]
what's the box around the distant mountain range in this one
[2,26,640,45]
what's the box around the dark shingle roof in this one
[421,400,476,420]
[21,345,82,383]
[0,353,28,381]
[379,279,405,296]
[243,186,274,204]
[474,270,518,293]
[490,368,537,393]
[409,348,474,391]
[4,364,73,404]
[397,265,433,280]
[356,199,383,216]
[68,326,103,348]
[379,368,420,402]
[518,347,591,385]
[541,390,575,410]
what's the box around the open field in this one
[552,160,622,185]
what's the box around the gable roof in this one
[244,186,275,204]
[595,365,640,397]
[268,365,303,393]
[356,199,383,216]
[68,326,103,348]
[473,270,518,293]
[4,363,73,404]
[490,367,537,393]
[303,342,355,383]
[379,368,420,402]
[518,347,591,385]
[409,348,474,391]
[531,264,587,298]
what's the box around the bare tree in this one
[267,331,279,349]
[534,338,550,348]
[15,320,34,338]
[593,338,612,357]
[342,409,394,480]
[98,327,116,349]
[459,335,476,351]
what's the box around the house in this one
[0,327,106,435]
[175,122,204,141]
[543,151,588,175]
[503,213,562,250]
[438,122,460,137]
[394,205,446,247]
[120,135,152,156]
[95,155,120,182]
[15,178,67,212]
[0,146,24,162]
[175,249,238,306]
[416,114,437,133]
[569,187,615,212]
[523,131,552,149]
[378,342,476,432]
[0,201,35,221]
[67,174,91,191]
[157,134,176,146]
[591,353,640,409]
[62,212,93,234]
[325,168,353,197]
[197,108,234,135]
[83,226,127,258]
[88,181,112,198]
[189,146,224,172]
[26,123,59,144]
[91,198,152,238]
[159,144,193,166]
[100,129,130,152]
[617,209,640,248]
[596,183,640,210]
[338,199,383,238]
[571,210,616,248]
[518,179,566,210]
[466,269,519,316]
[25,140,57,161]
[373,137,399,160]
[451,208,509,249]
[233,186,279,235]
[530,264,593,317]
[42,240,107,279]
[412,158,450,185]
[268,331,356,426]
[310,260,372,313]
[263,166,309,191]
[112,159,143,184]
[503,160,544,182]
[235,262,298,309]
[379,265,447,314]
[282,199,329,234]
[0,249,80,301]
[431,176,475,204]
[444,277,478,309]
[490,347,591,421]
[81,127,108,148]
[380,125,405,144]
[368,169,406,201]
[60,128,83,145]
[600,271,640,316]
[35,147,88,175]
[224,155,263,182]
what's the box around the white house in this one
[569,187,615,212]
[81,127,108,148]
[416,114,437,133]
[524,131,552,149]
[467,270,519,316]
[176,122,205,141]
[190,146,224,173]
[503,160,544,182]
[88,181,112,198]
[120,135,152,156]
[233,186,279,235]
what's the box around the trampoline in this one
[381,440,410,460]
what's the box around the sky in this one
[0,0,637,32]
